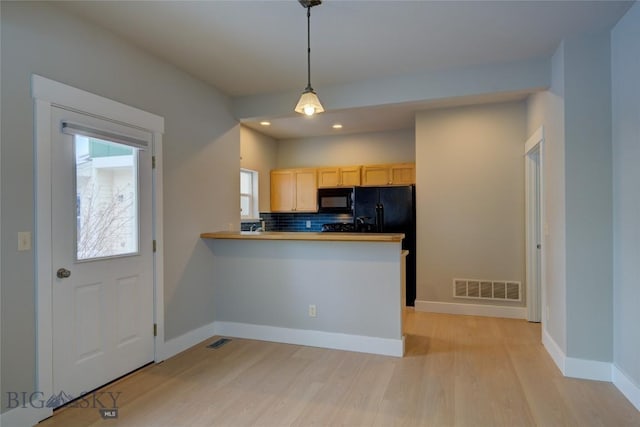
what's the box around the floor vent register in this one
[207,338,232,349]
[453,278,522,302]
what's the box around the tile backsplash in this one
[242,213,354,232]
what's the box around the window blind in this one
[61,121,150,150]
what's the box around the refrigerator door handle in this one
[375,203,384,232]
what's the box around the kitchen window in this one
[240,168,259,220]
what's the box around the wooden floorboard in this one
[39,311,640,426]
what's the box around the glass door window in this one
[75,135,139,260]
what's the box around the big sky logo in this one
[6,390,121,417]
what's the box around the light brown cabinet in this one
[270,162,414,212]
[390,163,416,185]
[270,168,318,212]
[361,163,415,186]
[317,166,361,188]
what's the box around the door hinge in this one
[153,323,157,337]
[152,156,156,169]
[153,240,157,252]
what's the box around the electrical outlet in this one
[18,231,31,251]
[308,304,317,317]
[306,220,311,229]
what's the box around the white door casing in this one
[51,107,154,401]
[525,127,545,324]
[33,75,165,421]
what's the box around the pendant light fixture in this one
[294,0,324,116]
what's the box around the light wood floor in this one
[40,311,639,426]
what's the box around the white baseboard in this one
[159,321,217,361]
[613,366,640,412]
[414,300,527,319]
[542,328,611,381]
[214,321,404,357]
[542,327,566,374]
[564,357,612,382]
[0,406,51,427]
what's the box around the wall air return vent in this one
[453,278,522,302]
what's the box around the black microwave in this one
[317,187,354,213]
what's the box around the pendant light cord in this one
[306,6,312,91]
[294,1,324,115]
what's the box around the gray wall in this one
[415,101,526,306]
[234,58,549,120]
[526,30,614,363]
[611,1,640,386]
[209,239,402,339]
[1,2,238,412]
[526,43,568,351]
[563,31,613,362]
[240,126,278,213]
[276,129,415,168]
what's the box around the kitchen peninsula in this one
[201,231,406,356]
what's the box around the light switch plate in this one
[18,231,32,251]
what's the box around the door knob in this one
[56,268,71,279]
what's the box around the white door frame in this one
[32,75,165,421]
[524,126,545,323]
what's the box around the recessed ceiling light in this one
[260,121,271,126]
[332,123,343,129]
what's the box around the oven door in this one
[317,188,354,213]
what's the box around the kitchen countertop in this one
[200,231,405,242]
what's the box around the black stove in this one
[321,222,356,232]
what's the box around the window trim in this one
[240,168,260,220]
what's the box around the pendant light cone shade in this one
[295,89,324,116]
[295,1,324,116]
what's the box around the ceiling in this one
[56,1,632,139]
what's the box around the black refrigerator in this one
[354,185,416,306]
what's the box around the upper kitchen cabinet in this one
[390,163,416,185]
[317,166,361,188]
[361,163,415,186]
[270,168,318,212]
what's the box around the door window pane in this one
[75,136,139,260]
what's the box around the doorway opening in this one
[525,127,544,323]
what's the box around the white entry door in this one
[50,107,154,403]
